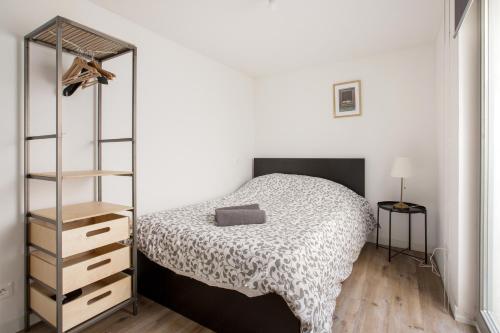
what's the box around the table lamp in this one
[391,157,412,209]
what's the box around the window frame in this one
[481,0,500,331]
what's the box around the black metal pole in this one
[23,36,31,332]
[376,205,380,249]
[388,211,392,262]
[424,211,428,264]
[408,213,412,251]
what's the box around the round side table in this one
[376,201,427,263]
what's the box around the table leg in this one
[408,213,412,251]
[424,211,428,264]
[388,211,392,262]
[376,206,380,249]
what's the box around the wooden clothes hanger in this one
[62,57,80,81]
[62,54,117,93]
[81,60,116,89]
[62,57,100,85]
[88,60,116,80]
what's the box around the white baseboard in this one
[1,314,39,333]
[454,310,477,326]
[0,318,21,333]
[449,304,478,329]
[475,320,485,333]
[428,250,479,330]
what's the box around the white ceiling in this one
[91,0,443,77]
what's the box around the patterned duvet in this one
[137,173,376,333]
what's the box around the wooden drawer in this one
[30,243,130,294]
[30,272,131,332]
[30,214,130,258]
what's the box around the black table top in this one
[378,201,426,213]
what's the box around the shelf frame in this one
[24,16,138,333]
[28,170,133,181]
[29,201,133,224]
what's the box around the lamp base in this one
[393,201,409,209]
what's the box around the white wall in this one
[435,0,461,315]
[0,1,255,331]
[255,45,439,251]
[457,0,480,322]
[0,0,480,331]
[435,0,480,324]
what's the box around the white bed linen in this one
[138,173,376,333]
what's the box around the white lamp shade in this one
[391,157,412,178]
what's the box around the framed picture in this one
[333,80,361,118]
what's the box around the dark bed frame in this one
[138,158,365,332]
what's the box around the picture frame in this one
[333,80,362,118]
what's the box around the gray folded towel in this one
[215,208,266,227]
[215,204,260,212]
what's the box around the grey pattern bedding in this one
[137,173,376,333]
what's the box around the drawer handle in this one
[87,290,112,305]
[87,258,111,271]
[86,227,110,237]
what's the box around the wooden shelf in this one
[26,16,135,61]
[29,170,132,180]
[30,201,133,223]
[24,16,138,332]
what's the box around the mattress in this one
[137,173,376,333]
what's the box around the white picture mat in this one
[334,81,361,117]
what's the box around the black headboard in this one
[253,158,365,197]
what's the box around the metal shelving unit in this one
[24,16,137,333]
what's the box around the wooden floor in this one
[26,243,475,333]
[331,244,475,333]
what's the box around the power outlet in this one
[0,282,13,300]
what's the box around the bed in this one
[137,158,375,333]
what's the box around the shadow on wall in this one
[0,33,28,332]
